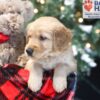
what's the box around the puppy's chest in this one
[37,55,68,70]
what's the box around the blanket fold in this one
[0,64,77,100]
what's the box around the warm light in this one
[95,29,100,34]
[37,0,40,2]
[34,8,38,13]
[40,0,45,4]
[85,43,91,48]
[60,6,65,11]
[75,11,81,17]
[78,17,83,23]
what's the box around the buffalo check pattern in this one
[0,64,77,100]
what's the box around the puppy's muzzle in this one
[26,48,33,56]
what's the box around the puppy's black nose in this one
[26,48,33,56]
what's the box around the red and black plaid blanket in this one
[0,64,77,100]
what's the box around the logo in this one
[83,0,100,19]
[83,0,93,11]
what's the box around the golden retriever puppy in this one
[24,17,77,93]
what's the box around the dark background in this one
[75,57,100,100]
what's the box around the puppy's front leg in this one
[25,60,43,92]
[53,64,71,93]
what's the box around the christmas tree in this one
[31,0,100,75]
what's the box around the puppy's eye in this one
[39,35,48,41]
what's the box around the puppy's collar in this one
[0,32,10,44]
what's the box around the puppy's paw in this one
[53,77,67,93]
[28,75,42,92]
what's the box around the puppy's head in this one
[25,17,72,59]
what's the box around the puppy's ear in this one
[53,26,72,52]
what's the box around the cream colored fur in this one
[18,17,77,93]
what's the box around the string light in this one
[40,0,45,4]
[85,43,91,48]
[37,0,45,4]
[95,29,100,34]
[60,6,65,11]
[34,8,38,13]
[78,17,83,23]
[37,0,40,2]
[75,11,81,17]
